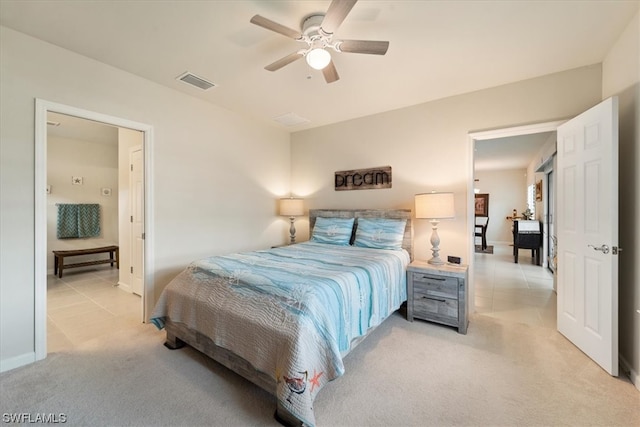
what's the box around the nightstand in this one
[406,260,468,334]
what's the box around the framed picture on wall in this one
[535,180,543,201]
[475,193,489,216]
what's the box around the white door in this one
[557,97,619,376]
[130,146,144,296]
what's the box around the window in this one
[527,184,536,218]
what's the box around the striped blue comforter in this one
[151,241,409,426]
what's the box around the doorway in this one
[34,99,154,362]
[467,121,564,314]
[468,99,620,377]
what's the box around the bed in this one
[151,209,412,426]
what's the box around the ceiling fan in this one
[250,0,389,83]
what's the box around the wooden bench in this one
[53,245,119,278]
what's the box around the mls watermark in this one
[2,413,67,424]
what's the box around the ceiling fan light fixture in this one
[306,48,331,70]
[250,1,389,83]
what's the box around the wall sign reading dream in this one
[335,166,392,191]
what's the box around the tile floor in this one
[47,266,142,353]
[474,242,556,328]
[46,243,556,353]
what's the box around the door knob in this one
[588,244,610,254]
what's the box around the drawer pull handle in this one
[421,275,446,281]
[421,296,446,303]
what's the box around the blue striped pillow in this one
[353,218,407,250]
[311,217,355,246]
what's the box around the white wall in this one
[602,10,640,390]
[474,169,527,244]
[0,26,291,371]
[46,135,119,272]
[291,65,603,265]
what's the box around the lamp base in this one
[288,217,297,245]
[428,220,444,265]
[427,256,445,265]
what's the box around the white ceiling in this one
[47,112,118,145]
[474,132,554,172]
[1,1,637,133]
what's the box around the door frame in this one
[129,144,144,296]
[466,120,566,312]
[34,99,155,361]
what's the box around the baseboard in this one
[117,281,133,294]
[0,352,36,373]
[619,353,640,392]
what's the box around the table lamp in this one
[415,192,455,265]
[279,198,304,244]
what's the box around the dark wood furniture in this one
[406,261,468,334]
[53,245,119,278]
[513,220,542,264]
[475,216,489,250]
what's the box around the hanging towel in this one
[56,204,101,239]
[77,204,101,238]
[57,204,79,239]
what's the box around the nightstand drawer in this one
[413,295,458,324]
[410,272,458,298]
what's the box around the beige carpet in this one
[1,311,639,426]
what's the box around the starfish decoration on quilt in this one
[309,369,323,393]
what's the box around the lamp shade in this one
[279,198,304,216]
[306,48,331,70]
[415,192,455,219]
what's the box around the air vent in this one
[273,112,310,127]
[176,72,216,91]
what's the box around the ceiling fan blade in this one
[264,51,304,71]
[250,15,302,40]
[322,60,340,83]
[338,39,389,55]
[321,0,357,35]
